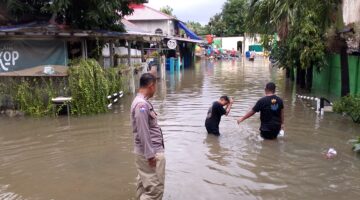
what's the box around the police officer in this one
[131,73,165,200]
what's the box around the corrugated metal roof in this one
[0,21,163,41]
[125,4,176,21]
[121,19,148,33]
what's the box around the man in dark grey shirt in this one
[131,73,165,200]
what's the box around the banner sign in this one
[0,40,68,76]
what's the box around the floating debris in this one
[325,148,337,159]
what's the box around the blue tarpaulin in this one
[177,22,202,40]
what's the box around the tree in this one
[246,0,342,90]
[221,0,247,36]
[207,13,226,36]
[0,0,52,24]
[159,5,174,17]
[0,0,147,31]
[259,34,274,51]
[187,21,208,35]
[207,0,247,37]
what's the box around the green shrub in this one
[0,77,19,109]
[349,137,360,153]
[334,96,360,153]
[333,95,360,123]
[69,59,126,115]
[16,78,58,117]
[69,59,110,115]
[106,67,126,95]
[1,59,126,117]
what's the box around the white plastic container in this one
[278,129,285,137]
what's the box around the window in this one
[155,28,163,35]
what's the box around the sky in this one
[146,0,227,25]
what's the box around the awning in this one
[0,22,163,42]
[177,21,202,40]
[166,36,205,44]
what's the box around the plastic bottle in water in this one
[278,129,285,137]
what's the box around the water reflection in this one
[205,134,230,166]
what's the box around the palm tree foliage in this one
[247,0,341,70]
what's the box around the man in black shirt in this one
[237,82,284,140]
[205,96,234,136]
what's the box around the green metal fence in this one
[312,54,360,98]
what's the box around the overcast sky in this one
[146,0,227,25]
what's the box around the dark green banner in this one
[0,40,67,74]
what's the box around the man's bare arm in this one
[237,110,256,124]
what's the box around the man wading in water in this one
[237,82,284,140]
[131,73,165,200]
[205,96,234,136]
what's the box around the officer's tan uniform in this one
[131,93,165,200]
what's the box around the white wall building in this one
[214,34,262,54]
[125,4,177,36]
[343,0,360,25]
[220,36,244,51]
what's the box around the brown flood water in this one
[1,59,360,200]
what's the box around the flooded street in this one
[1,59,360,200]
